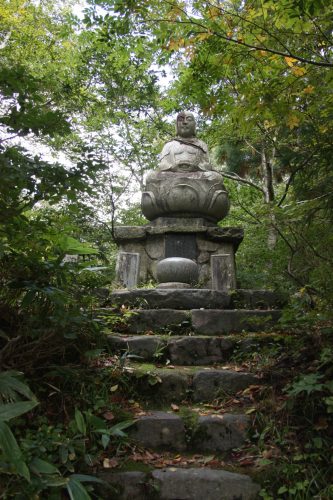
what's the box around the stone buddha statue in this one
[141,112,230,223]
[159,112,212,172]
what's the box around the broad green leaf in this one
[30,457,60,475]
[0,372,37,402]
[0,400,38,421]
[67,477,92,500]
[0,421,30,480]
[75,409,86,435]
[70,474,105,484]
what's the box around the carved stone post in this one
[211,254,236,291]
[116,252,140,289]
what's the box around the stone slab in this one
[150,468,260,500]
[108,289,231,310]
[133,368,190,403]
[98,471,147,500]
[129,411,186,451]
[193,414,249,451]
[192,309,281,335]
[192,370,258,402]
[127,309,190,333]
[107,335,166,360]
[115,252,140,289]
[114,226,146,241]
[167,336,235,365]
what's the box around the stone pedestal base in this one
[114,219,243,288]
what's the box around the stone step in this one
[191,309,281,335]
[125,364,259,403]
[107,287,283,310]
[107,334,236,365]
[108,331,287,365]
[100,468,260,499]
[104,309,281,335]
[98,308,281,334]
[129,411,249,453]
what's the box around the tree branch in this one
[222,171,265,193]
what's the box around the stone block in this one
[192,414,249,451]
[145,235,164,260]
[196,237,219,252]
[107,335,166,360]
[129,411,186,451]
[211,254,236,291]
[114,226,146,241]
[115,252,140,289]
[127,309,190,333]
[167,336,235,365]
[192,370,258,402]
[150,468,260,500]
[109,289,231,310]
[134,368,189,403]
[192,309,281,335]
[98,471,147,500]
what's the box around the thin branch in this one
[222,171,265,193]
[146,15,333,67]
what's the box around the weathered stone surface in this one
[115,252,140,289]
[114,226,146,241]
[145,235,164,259]
[192,370,258,402]
[107,335,166,360]
[134,368,189,402]
[192,309,281,335]
[156,282,191,289]
[165,233,198,260]
[149,217,215,229]
[211,254,236,291]
[193,414,249,451]
[167,336,235,365]
[150,467,260,500]
[129,411,186,451]
[231,289,285,309]
[127,309,190,333]
[196,237,219,252]
[98,471,147,500]
[108,289,231,310]
[207,227,244,248]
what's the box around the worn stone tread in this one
[107,334,236,364]
[100,467,260,499]
[129,411,249,452]
[127,363,259,403]
[192,309,281,335]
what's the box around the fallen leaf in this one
[103,458,118,468]
[103,411,115,421]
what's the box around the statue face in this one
[176,112,196,138]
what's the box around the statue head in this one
[176,111,196,138]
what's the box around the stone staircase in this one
[97,288,283,499]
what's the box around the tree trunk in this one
[261,147,277,250]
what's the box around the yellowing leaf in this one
[303,85,315,94]
[168,38,184,51]
[287,114,300,129]
[208,6,220,19]
[292,66,307,77]
[196,32,211,42]
[285,56,297,67]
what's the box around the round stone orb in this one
[156,257,199,285]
